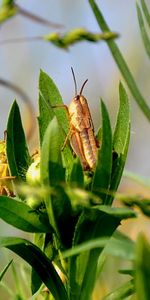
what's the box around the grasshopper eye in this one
[74,95,80,101]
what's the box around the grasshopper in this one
[0,134,15,196]
[58,68,99,170]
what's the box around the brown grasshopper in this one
[58,69,99,170]
[0,134,15,196]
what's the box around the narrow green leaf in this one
[6,100,31,181]
[141,0,150,28]
[0,237,68,300]
[123,169,150,188]
[92,100,112,203]
[62,235,135,260]
[69,158,84,188]
[89,0,150,121]
[137,3,150,58]
[40,116,65,187]
[103,280,134,300]
[113,83,130,153]
[105,231,135,261]
[94,205,136,219]
[69,207,121,300]
[38,70,73,174]
[135,234,150,300]
[0,259,13,281]
[107,83,130,205]
[0,195,50,233]
[40,117,72,241]
[31,233,44,294]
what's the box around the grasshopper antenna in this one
[71,67,77,96]
[79,79,88,96]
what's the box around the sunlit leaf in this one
[38,70,73,174]
[107,83,130,204]
[92,100,112,203]
[6,100,31,181]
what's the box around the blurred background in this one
[1,0,150,299]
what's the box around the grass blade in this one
[89,0,150,121]
[137,3,150,58]
[141,0,150,28]
[0,236,68,300]
[103,280,134,300]
[0,259,13,281]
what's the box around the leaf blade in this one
[6,100,31,181]
[92,100,112,203]
[137,3,150,59]
[0,236,68,300]
[0,195,50,233]
[107,83,130,205]
[88,0,150,121]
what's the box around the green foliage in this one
[0,195,50,233]
[135,234,150,300]
[0,70,134,299]
[6,100,31,182]
[103,280,135,300]
[0,259,13,282]
[0,236,68,300]
[136,1,150,58]
[92,100,112,203]
[89,0,150,122]
[1,0,150,299]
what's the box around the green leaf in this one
[6,100,31,181]
[0,195,50,233]
[92,100,112,203]
[40,117,72,240]
[69,158,84,188]
[107,83,130,205]
[88,0,150,121]
[38,70,73,174]
[0,236,68,300]
[62,234,135,261]
[141,0,150,28]
[123,169,150,188]
[105,230,135,261]
[121,195,150,217]
[137,3,150,59]
[38,70,66,143]
[103,279,134,300]
[0,259,13,281]
[40,116,65,187]
[135,234,150,300]
[31,233,45,294]
[69,207,123,300]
